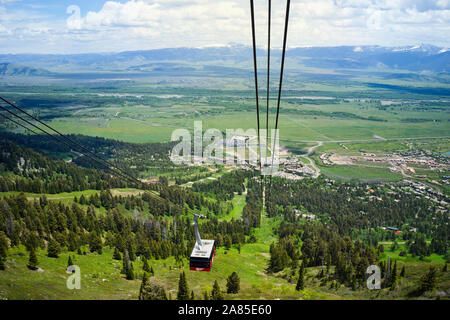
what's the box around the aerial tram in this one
[189,213,216,272]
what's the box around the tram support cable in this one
[0,96,144,187]
[0,103,143,187]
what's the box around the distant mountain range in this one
[0,44,448,76]
[0,62,54,77]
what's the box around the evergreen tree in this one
[68,255,73,267]
[89,232,103,254]
[226,272,240,294]
[122,250,129,274]
[224,235,232,250]
[296,261,305,291]
[142,256,150,273]
[139,272,149,300]
[177,271,189,300]
[127,241,136,261]
[351,275,357,291]
[126,262,135,280]
[0,231,8,259]
[27,247,38,270]
[390,261,397,290]
[203,290,209,300]
[0,232,6,271]
[113,247,121,260]
[400,266,406,277]
[47,238,60,258]
[150,265,155,276]
[191,290,195,300]
[211,280,223,300]
[419,266,438,294]
[139,274,168,300]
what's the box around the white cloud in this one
[0,0,449,53]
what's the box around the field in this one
[1,74,448,186]
[2,211,448,300]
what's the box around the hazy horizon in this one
[0,42,447,56]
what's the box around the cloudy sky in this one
[0,0,449,54]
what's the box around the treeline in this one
[0,192,251,267]
[269,222,379,289]
[0,132,176,178]
[192,170,253,201]
[265,177,448,261]
[0,139,134,193]
[265,178,448,240]
[241,177,263,228]
[280,108,386,122]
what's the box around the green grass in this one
[0,246,141,300]
[380,244,447,264]
[219,193,246,222]
[0,188,144,203]
[317,163,403,182]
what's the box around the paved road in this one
[281,136,450,144]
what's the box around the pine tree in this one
[0,232,6,271]
[122,250,130,275]
[126,262,135,280]
[390,261,397,290]
[419,266,438,294]
[351,275,357,291]
[150,265,155,276]
[142,256,150,273]
[139,274,168,300]
[68,255,73,267]
[0,231,8,259]
[177,271,189,300]
[191,290,195,300]
[79,194,86,205]
[27,247,38,270]
[226,272,240,294]
[400,266,405,277]
[47,238,60,258]
[127,241,136,261]
[296,261,305,291]
[139,272,149,300]
[211,280,223,300]
[203,290,209,300]
[113,247,121,260]
[224,235,232,250]
[89,232,103,254]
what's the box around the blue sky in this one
[0,0,449,54]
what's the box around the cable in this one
[0,111,41,135]
[249,0,262,176]
[266,0,271,164]
[0,96,143,186]
[269,0,290,180]
[0,103,142,187]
